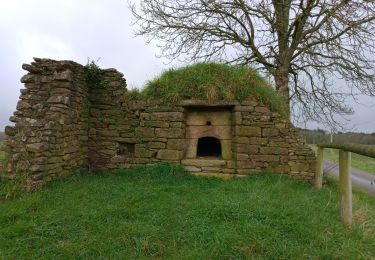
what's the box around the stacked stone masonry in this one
[1,58,316,187]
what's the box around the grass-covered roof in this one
[128,63,288,115]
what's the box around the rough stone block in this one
[259,147,277,155]
[156,149,183,160]
[235,144,259,154]
[181,159,226,167]
[262,128,279,137]
[186,111,231,126]
[20,74,38,83]
[167,139,185,150]
[16,100,31,110]
[144,121,169,128]
[184,165,201,172]
[152,112,184,122]
[22,63,42,73]
[236,126,262,137]
[249,137,268,145]
[47,96,70,105]
[53,70,73,82]
[234,106,254,112]
[237,160,255,168]
[148,142,166,149]
[170,122,183,128]
[135,127,155,138]
[156,128,184,138]
[4,126,16,136]
[274,165,290,174]
[97,129,119,137]
[251,155,279,162]
[135,146,156,158]
[290,163,309,172]
[233,112,242,125]
[202,166,222,172]
[236,153,249,160]
[254,107,270,113]
[26,143,49,152]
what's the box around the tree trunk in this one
[274,69,291,117]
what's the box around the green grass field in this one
[311,145,375,176]
[1,164,374,258]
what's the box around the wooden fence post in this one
[315,146,324,189]
[339,150,352,226]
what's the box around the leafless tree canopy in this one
[130,0,375,129]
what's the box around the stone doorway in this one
[197,137,222,157]
[184,107,232,160]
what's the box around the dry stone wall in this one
[2,58,89,187]
[1,58,316,188]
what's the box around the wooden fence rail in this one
[315,143,375,226]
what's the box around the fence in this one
[314,143,375,225]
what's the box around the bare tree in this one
[130,0,375,128]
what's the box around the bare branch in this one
[130,0,375,129]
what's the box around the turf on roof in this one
[132,63,288,116]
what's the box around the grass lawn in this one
[1,164,374,258]
[310,145,375,176]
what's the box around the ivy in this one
[84,60,108,89]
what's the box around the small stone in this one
[155,128,184,138]
[262,128,279,137]
[26,143,49,152]
[16,100,31,110]
[236,126,262,137]
[22,63,42,73]
[4,126,16,136]
[254,107,270,113]
[148,142,165,149]
[53,70,73,82]
[47,96,70,105]
[135,127,155,138]
[167,139,185,150]
[181,159,226,167]
[20,74,37,83]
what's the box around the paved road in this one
[324,160,375,196]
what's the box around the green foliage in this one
[84,60,108,89]
[140,63,288,116]
[301,128,375,145]
[0,174,28,200]
[0,164,374,258]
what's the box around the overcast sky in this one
[0,0,374,133]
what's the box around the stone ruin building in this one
[1,58,316,188]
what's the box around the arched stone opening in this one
[197,137,221,157]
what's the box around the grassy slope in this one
[1,164,374,259]
[128,63,288,116]
[311,145,375,176]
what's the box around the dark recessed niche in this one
[117,142,135,155]
[197,137,221,157]
[206,121,212,125]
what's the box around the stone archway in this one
[197,137,222,157]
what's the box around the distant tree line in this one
[0,131,4,142]
[299,129,375,145]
